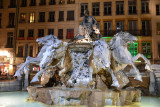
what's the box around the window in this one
[38,46,42,53]
[21,0,27,7]
[39,12,45,22]
[48,29,54,35]
[104,2,112,16]
[156,4,160,15]
[59,0,65,4]
[80,3,88,17]
[20,13,26,23]
[67,0,75,4]
[97,21,100,29]
[66,29,74,39]
[0,13,1,27]
[30,0,36,6]
[49,0,56,5]
[19,30,25,37]
[128,20,138,35]
[29,46,33,57]
[9,0,16,8]
[8,13,15,28]
[128,0,137,14]
[129,42,138,56]
[58,29,63,39]
[39,0,46,6]
[28,29,34,37]
[6,32,13,48]
[142,20,151,36]
[142,42,152,58]
[67,11,74,21]
[29,12,35,23]
[48,12,55,22]
[38,29,44,37]
[18,46,23,57]
[141,0,149,14]
[104,21,112,36]
[157,23,160,35]
[92,2,100,16]
[59,11,64,21]
[116,1,124,15]
[0,0,3,8]
[116,21,124,31]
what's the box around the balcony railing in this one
[67,18,74,21]
[128,10,137,15]
[116,11,124,15]
[38,19,45,22]
[92,12,100,16]
[39,2,46,6]
[5,45,13,48]
[104,12,112,16]
[27,37,34,40]
[101,30,152,37]
[49,1,56,5]
[28,20,35,23]
[21,4,27,7]
[8,5,16,8]
[19,20,26,23]
[7,25,15,28]
[67,0,75,4]
[29,3,36,6]
[48,19,55,22]
[17,37,25,40]
[58,18,64,21]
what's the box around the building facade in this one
[0,0,160,75]
[0,0,17,75]
[79,0,160,63]
[152,0,160,63]
[0,0,79,75]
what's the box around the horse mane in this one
[109,35,125,49]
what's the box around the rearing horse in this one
[109,32,152,83]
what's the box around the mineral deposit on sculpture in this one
[15,10,152,90]
[14,10,153,106]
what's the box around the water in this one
[0,91,160,107]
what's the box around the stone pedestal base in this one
[27,86,141,107]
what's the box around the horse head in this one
[109,32,137,49]
[116,32,137,44]
[36,35,62,46]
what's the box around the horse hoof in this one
[111,81,120,87]
[134,76,142,81]
[145,64,152,71]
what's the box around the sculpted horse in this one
[89,32,152,89]
[109,32,152,86]
[89,40,120,88]
[15,35,68,82]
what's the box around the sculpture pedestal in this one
[27,86,141,106]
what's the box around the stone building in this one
[0,0,79,75]
[0,0,17,75]
[0,0,160,75]
[151,0,160,63]
[79,0,160,63]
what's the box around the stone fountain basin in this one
[27,86,141,107]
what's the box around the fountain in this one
[14,10,152,106]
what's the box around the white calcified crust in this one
[15,35,68,82]
[109,32,152,82]
[14,31,152,88]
